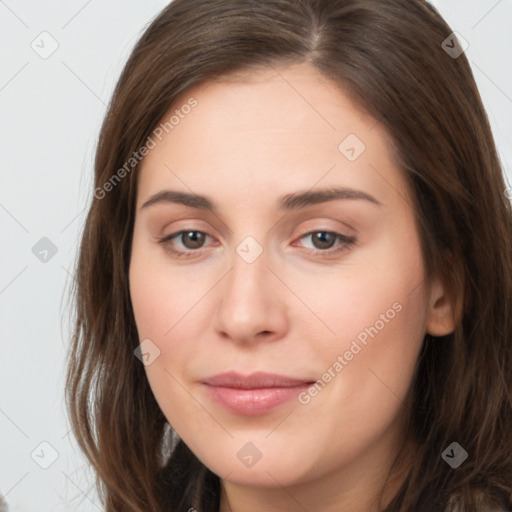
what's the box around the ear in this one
[425,275,459,337]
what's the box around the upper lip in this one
[201,371,314,389]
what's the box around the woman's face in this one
[129,62,453,501]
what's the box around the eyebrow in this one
[140,186,382,212]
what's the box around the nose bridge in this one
[214,234,286,342]
[225,236,272,311]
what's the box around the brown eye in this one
[310,232,337,250]
[178,231,206,249]
[297,231,357,257]
[158,230,212,258]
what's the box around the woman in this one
[65,0,512,510]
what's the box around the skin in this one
[129,62,456,512]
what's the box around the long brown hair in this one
[65,0,512,510]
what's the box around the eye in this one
[295,231,356,257]
[157,229,356,259]
[158,230,211,257]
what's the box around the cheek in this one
[129,253,217,441]
[293,277,425,413]
[129,238,209,342]
[283,261,427,471]
[297,230,428,426]
[128,240,223,403]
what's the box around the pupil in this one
[184,231,204,248]
[314,232,334,249]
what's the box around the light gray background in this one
[1,1,511,510]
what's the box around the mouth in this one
[200,371,315,416]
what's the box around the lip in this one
[200,371,314,416]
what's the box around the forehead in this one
[136,62,410,211]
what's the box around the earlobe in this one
[425,277,458,337]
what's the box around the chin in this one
[191,438,320,489]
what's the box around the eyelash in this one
[157,229,356,259]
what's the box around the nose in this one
[214,245,288,345]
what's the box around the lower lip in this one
[202,383,312,416]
